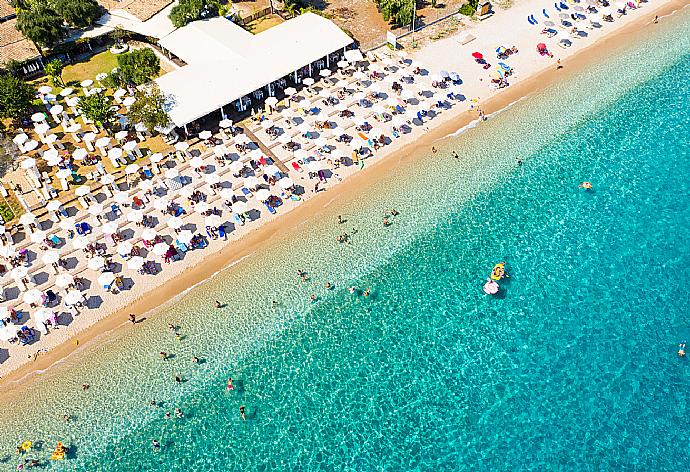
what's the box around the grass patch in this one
[62,51,119,86]
[244,14,284,34]
[0,196,18,224]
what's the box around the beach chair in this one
[218,225,226,239]
[291,161,302,172]
[241,187,253,197]
[48,234,61,246]
[263,202,276,214]
[175,239,188,253]
[110,203,121,216]
[142,166,153,179]
[233,214,245,226]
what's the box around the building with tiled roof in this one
[0,18,40,65]
[0,0,14,22]
[97,0,174,21]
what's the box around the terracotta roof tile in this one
[97,0,173,21]
[0,18,40,64]
[0,0,15,20]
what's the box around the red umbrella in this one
[537,43,547,50]
[471,52,483,59]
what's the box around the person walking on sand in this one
[129,313,136,324]
[215,300,222,309]
[653,15,658,23]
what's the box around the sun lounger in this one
[291,161,302,172]
[241,187,252,197]
[263,202,276,214]
[218,225,226,239]
[175,239,188,252]
[142,166,153,179]
[233,214,245,226]
[543,9,549,17]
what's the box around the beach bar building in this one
[155,13,355,130]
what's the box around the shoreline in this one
[0,0,685,394]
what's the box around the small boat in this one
[483,279,500,295]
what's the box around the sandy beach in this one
[0,0,685,394]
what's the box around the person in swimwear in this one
[679,342,686,357]
[227,378,234,391]
[240,406,246,421]
[579,181,593,190]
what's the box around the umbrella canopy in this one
[64,290,84,306]
[127,256,145,270]
[177,230,194,245]
[117,241,133,256]
[205,173,221,185]
[204,215,221,227]
[113,192,130,204]
[11,266,28,280]
[167,216,184,230]
[152,242,169,256]
[265,97,278,106]
[30,230,47,244]
[233,201,249,214]
[19,212,36,226]
[219,119,233,128]
[164,168,179,180]
[38,85,52,94]
[319,69,332,77]
[303,78,315,86]
[190,156,205,168]
[150,152,165,163]
[55,273,74,288]
[213,145,227,157]
[72,235,92,250]
[98,272,116,287]
[229,160,244,173]
[41,250,60,265]
[46,200,62,212]
[102,221,119,234]
[260,119,275,129]
[175,141,190,151]
[125,163,140,175]
[471,52,483,59]
[73,148,88,161]
[284,87,297,96]
[23,288,43,305]
[199,130,213,140]
[244,176,260,188]
[126,209,144,223]
[194,202,210,214]
[255,188,271,201]
[59,217,76,231]
[278,177,294,189]
[87,203,105,216]
[141,228,157,241]
[87,255,106,270]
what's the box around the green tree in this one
[117,48,160,86]
[78,91,115,130]
[127,85,172,133]
[15,3,67,51]
[0,74,36,121]
[169,0,206,27]
[54,0,105,27]
[44,59,64,87]
[376,0,415,26]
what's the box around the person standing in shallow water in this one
[240,406,246,420]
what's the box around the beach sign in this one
[387,31,397,50]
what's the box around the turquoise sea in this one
[1,8,689,470]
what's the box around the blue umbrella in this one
[439,70,450,78]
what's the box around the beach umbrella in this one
[177,230,194,245]
[233,201,249,214]
[319,69,332,78]
[264,165,280,176]
[194,202,210,214]
[55,273,74,288]
[219,188,234,201]
[278,134,292,144]
[19,212,36,226]
[38,85,52,95]
[219,119,233,128]
[127,256,145,270]
[43,149,61,166]
[318,89,332,99]
[303,78,315,86]
[64,290,84,306]
[229,161,244,174]
[0,324,18,342]
[75,185,91,197]
[23,140,39,152]
[98,272,115,288]
[73,148,88,161]
[353,71,366,81]
[199,130,213,140]
[116,241,133,257]
[59,217,76,231]
[308,160,323,172]
[213,145,227,157]
[278,177,294,189]
[35,122,50,136]
[125,164,140,175]
[164,168,179,180]
[255,188,271,201]
[337,60,349,69]
[152,243,169,256]
[100,174,115,187]
[41,250,60,265]
[167,216,184,230]
[141,228,157,241]
[11,266,28,280]
[153,198,170,212]
[46,200,62,212]
[87,256,106,271]
[31,112,46,123]
[260,119,275,129]
[244,176,260,189]
[190,156,205,168]
[126,210,143,223]
[284,87,297,96]
[113,192,130,205]
[204,215,221,227]
[23,288,43,305]
[102,221,118,235]
[72,235,92,250]
[56,169,72,183]
[30,230,47,244]
[150,152,165,163]
[234,133,251,145]
[265,97,278,107]
[115,130,129,142]
[88,203,105,216]
[205,173,221,186]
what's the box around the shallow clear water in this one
[1,10,689,471]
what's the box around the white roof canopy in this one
[155,13,353,127]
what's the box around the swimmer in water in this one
[164,412,171,419]
[152,439,161,450]
[679,342,686,357]
[240,406,246,421]
[192,356,199,363]
[363,288,371,297]
[159,351,168,360]
[348,287,356,294]
[174,408,183,418]
[309,294,317,303]
[227,378,234,391]
[579,181,593,190]
[325,281,332,290]
[167,323,176,333]
[383,218,391,226]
